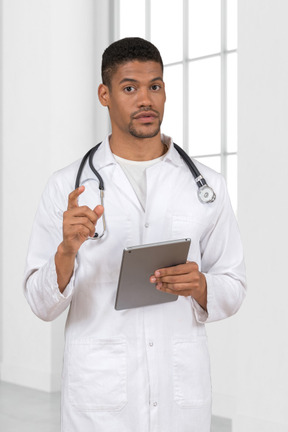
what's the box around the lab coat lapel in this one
[146,161,177,216]
[111,163,144,212]
[145,141,184,220]
[90,136,143,212]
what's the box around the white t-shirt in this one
[113,154,165,210]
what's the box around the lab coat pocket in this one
[173,337,211,407]
[68,338,127,412]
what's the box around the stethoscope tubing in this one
[75,142,103,190]
[75,141,216,239]
[76,142,213,190]
[75,141,216,207]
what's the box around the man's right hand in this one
[62,186,104,256]
[55,186,104,292]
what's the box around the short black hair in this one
[101,37,163,89]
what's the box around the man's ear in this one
[98,83,110,107]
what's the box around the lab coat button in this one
[149,341,154,347]
[144,223,149,228]
[153,402,158,407]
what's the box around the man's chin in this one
[128,125,161,139]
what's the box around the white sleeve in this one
[191,176,247,323]
[23,173,76,322]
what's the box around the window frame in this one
[113,0,237,183]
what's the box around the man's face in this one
[99,60,166,139]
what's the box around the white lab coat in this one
[24,135,246,432]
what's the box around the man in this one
[24,37,246,432]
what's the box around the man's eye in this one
[124,86,135,92]
[151,84,161,91]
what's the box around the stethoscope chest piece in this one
[197,185,216,204]
[173,143,216,204]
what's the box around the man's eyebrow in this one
[119,77,164,85]
[119,78,138,85]
[151,77,164,83]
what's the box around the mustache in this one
[131,108,160,119]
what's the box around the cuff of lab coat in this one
[24,255,77,321]
[51,255,77,300]
[191,273,214,323]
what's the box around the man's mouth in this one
[133,111,158,121]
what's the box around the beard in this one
[128,119,162,139]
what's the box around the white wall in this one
[236,0,288,430]
[1,2,288,429]
[0,0,110,391]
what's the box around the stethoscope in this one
[75,142,216,239]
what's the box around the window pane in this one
[119,0,146,39]
[161,65,183,145]
[189,57,221,156]
[194,156,221,173]
[150,0,183,64]
[189,0,221,58]
[227,52,237,153]
[227,0,237,50]
[226,154,237,213]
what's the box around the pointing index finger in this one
[67,186,85,210]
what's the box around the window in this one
[114,0,238,210]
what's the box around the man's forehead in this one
[112,60,163,83]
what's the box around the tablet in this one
[115,238,191,310]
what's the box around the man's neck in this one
[109,133,166,161]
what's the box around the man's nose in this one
[137,87,152,107]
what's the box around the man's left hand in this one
[150,262,207,311]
